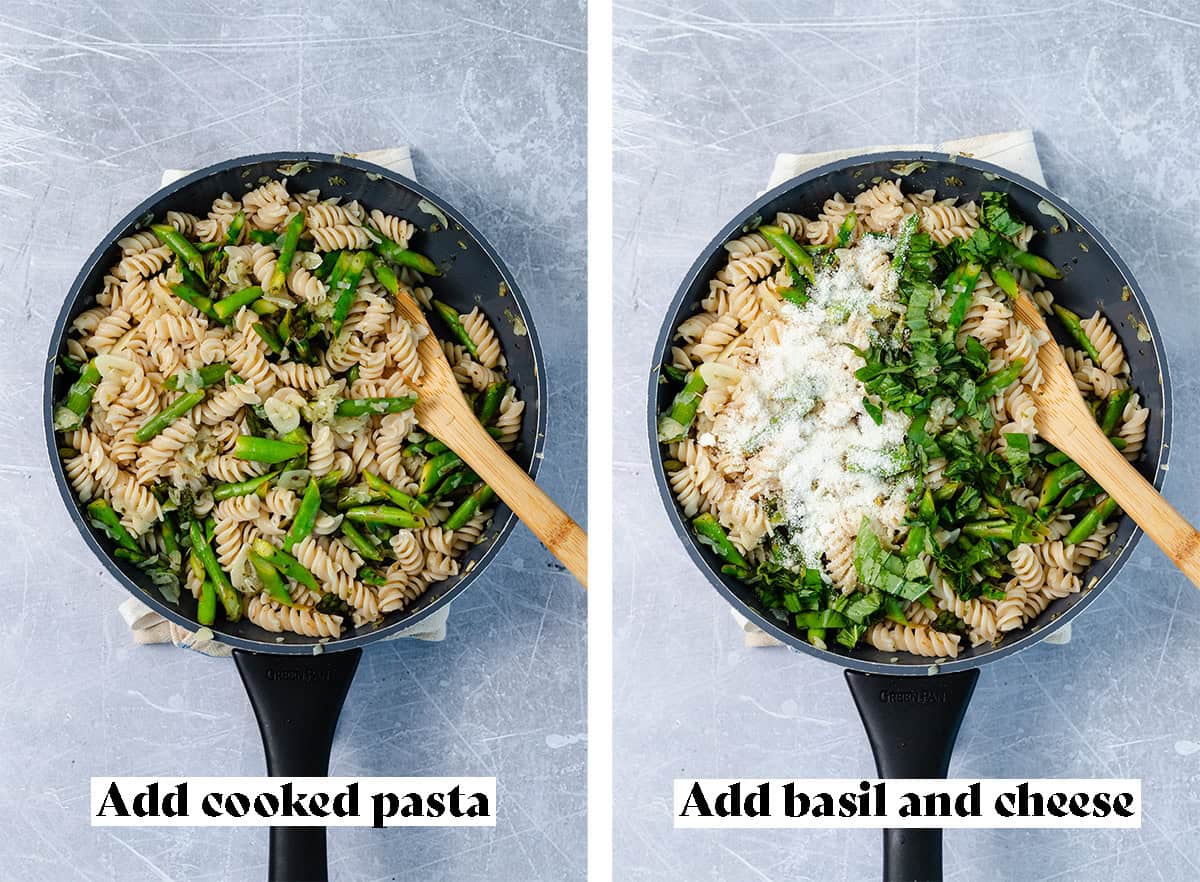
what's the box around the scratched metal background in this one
[0,1,587,880]
[615,1,1200,880]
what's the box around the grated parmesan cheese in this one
[712,237,913,575]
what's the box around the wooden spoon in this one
[1010,291,1200,586]
[391,287,588,588]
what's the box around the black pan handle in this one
[234,648,363,882]
[845,668,979,882]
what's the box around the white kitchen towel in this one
[735,129,1071,649]
[122,145,450,656]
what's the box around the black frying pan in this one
[647,153,1171,881]
[44,153,547,882]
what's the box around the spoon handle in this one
[442,419,588,588]
[1064,420,1200,588]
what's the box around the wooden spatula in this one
[391,287,588,588]
[1010,291,1200,587]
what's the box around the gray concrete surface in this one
[614,1,1200,879]
[0,1,586,880]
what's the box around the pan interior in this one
[649,152,1169,674]
[45,153,546,654]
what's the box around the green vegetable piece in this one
[331,251,370,336]
[371,256,399,295]
[656,369,707,443]
[980,191,1027,238]
[268,212,305,295]
[444,485,495,531]
[57,359,102,429]
[419,451,463,495]
[945,262,983,332]
[87,499,142,554]
[334,396,418,417]
[169,283,220,321]
[213,471,277,501]
[692,513,748,569]
[368,226,441,276]
[189,519,241,622]
[757,224,813,281]
[283,478,322,552]
[430,299,479,358]
[197,579,217,625]
[224,210,246,245]
[151,224,207,284]
[251,538,318,591]
[1052,305,1101,363]
[166,362,230,391]
[477,381,508,426]
[233,435,308,464]
[976,359,1025,399]
[1100,388,1132,436]
[251,322,283,354]
[989,264,1019,298]
[363,471,430,517]
[1065,497,1119,546]
[339,518,384,562]
[134,390,206,443]
[835,212,857,247]
[249,551,294,607]
[214,286,264,322]
[344,505,425,529]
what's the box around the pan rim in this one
[45,150,549,655]
[646,149,1172,676]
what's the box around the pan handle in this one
[234,648,363,882]
[844,668,979,882]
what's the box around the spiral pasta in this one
[53,178,527,640]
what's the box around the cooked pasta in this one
[53,179,522,639]
[658,182,1148,659]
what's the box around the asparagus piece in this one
[170,283,220,321]
[339,518,384,562]
[233,435,307,464]
[213,471,277,501]
[1100,388,1133,436]
[1052,305,1102,363]
[363,471,430,516]
[334,396,418,417]
[214,286,264,322]
[1037,462,1085,516]
[945,262,983,331]
[189,519,242,621]
[990,264,1019,297]
[165,362,230,391]
[330,251,370,336]
[197,579,217,626]
[224,210,246,245]
[692,513,749,569]
[152,224,207,284]
[251,538,319,591]
[476,381,508,426]
[248,229,277,245]
[656,369,707,443]
[358,567,387,587]
[251,322,283,354]
[757,224,814,281]
[1008,247,1061,280]
[444,485,495,531]
[835,212,857,248]
[251,299,280,316]
[268,212,305,295]
[282,478,321,552]
[368,226,441,276]
[344,505,425,529]
[87,499,142,554]
[432,469,479,500]
[975,359,1025,399]
[134,390,206,443]
[55,359,102,430]
[1057,480,1103,511]
[419,451,462,495]
[1065,497,1120,545]
[430,300,479,358]
[371,256,399,295]
[249,551,294,607]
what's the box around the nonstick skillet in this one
[44,153,548,882]
[647,153,1171,882]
